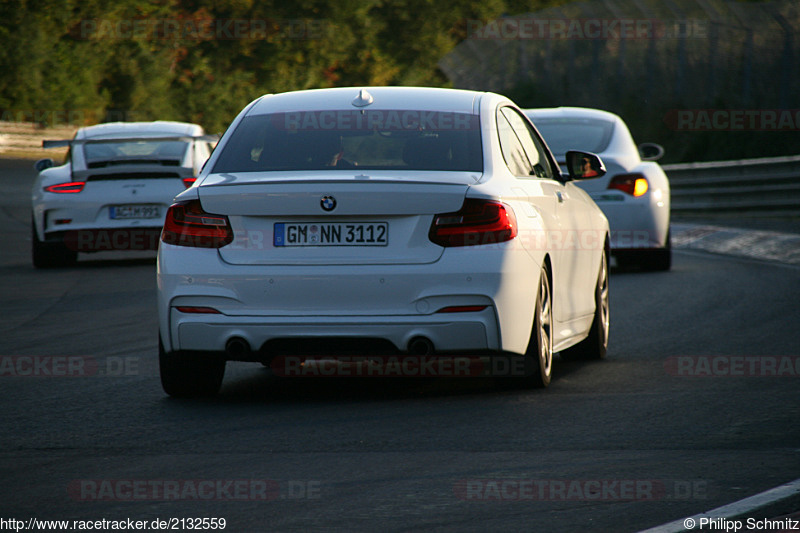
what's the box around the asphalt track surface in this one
[1,159,798,532]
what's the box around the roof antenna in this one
[351,89,374,108]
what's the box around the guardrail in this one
[663,155,800,217]
[0,121,75,159]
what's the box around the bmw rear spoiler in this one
[42,135,220,149]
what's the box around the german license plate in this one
[274,222,388,247]
[110,205,161,219]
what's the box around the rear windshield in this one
[531,118,614,157]
[212,110,483,173]
[83,140,188,167]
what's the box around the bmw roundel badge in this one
[321,196,336,212]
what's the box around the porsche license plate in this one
[110,205,161,219]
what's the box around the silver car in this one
[526,107,671,271]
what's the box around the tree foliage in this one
[0,0,513,132]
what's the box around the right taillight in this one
[608,174,649,197]
[429,199,517,247]
[161,199,233,248]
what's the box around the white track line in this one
[639,478,800,532]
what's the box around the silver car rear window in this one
[532,118,614,157]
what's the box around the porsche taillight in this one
[429,199,517,247]
[44,181,85,193]
[161,199,233,248]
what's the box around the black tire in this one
[520,265,554,388]
[32,219,77,268]
[159,336,225,397]
[562,249,609,360]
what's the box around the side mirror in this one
[34,158,54,172]
[566,151,606,180]
[638,142,664,161]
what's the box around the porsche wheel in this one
[32,219,77,268]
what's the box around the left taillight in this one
[182,177,197,188]
[44,181,85,193]
[608,174,649,197]
[429,199,517,247]
[161,199,233,248]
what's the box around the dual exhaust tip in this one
[406,336,435,356]
[224,336,436,359]
[225,337,251,359]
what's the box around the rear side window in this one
[500,107,554,179]
[497,112,532,177]
[212,111,483,173]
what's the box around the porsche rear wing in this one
[42,134,220,149]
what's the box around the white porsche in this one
[31,121,216,268]
[525,107,671,271]
[157,87,611,396]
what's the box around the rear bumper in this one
[157,241,541,356]
[593,198,669,250]
[173,309,498,357]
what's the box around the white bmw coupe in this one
[31,121,216,268]
[157,87,611,396]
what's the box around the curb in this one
[671,223,800,266]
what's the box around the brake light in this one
[429,199,517,247]
[161,199,233,248]
[44,181,85,193]
[182,177,197,188]
[608,174,649,197]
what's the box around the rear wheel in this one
[159,336,226,397]
[32,219,77,268]
[562,249,609,360]
[519,265,553,388]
